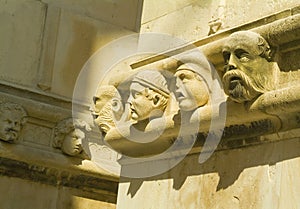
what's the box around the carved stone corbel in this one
[91,85,124,135]
[53,118,91,158]
[127,70,170,123]
[222,31,280,103]
[0,102,27,143]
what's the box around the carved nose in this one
[127,94,133,104]
[227,55,237,70]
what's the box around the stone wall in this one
[141,0,300,41]
[1,0,300,208]
[0,0,144,208]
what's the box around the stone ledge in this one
[104,84,300,157]
[0,142,118,200]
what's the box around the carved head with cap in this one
[175,51,211,112]
[128,70,170,121]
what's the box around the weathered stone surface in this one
[141,2,211,41]
[0,176,58,209]
[49,9,133,98]
[42,0,143,31]
[0,0,46,87]
[141,1,300,41]
[141,0,195,24]
[0,175,117,209]
[57,187,116,209]
[117,134,300,209]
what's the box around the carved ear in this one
[152,94,161,107]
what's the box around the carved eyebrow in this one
[234,48,249,58]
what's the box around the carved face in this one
[0,111,22,142]
[128,82,163,121]
[61,128,84,156]
[175,70,209,111]
[94,102,114,134]
[222,33,275,103]
[92,89,123,134]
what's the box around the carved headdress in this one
[132,70,170,98]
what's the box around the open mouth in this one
[176,92,185,101]
[130,107,137,116]
[229,76,243,90]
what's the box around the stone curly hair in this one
[53,118,91,148]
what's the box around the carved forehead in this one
[94,85,121,103]
[174,69,197,78]
[129,82,146,92]
[223,31,268,54]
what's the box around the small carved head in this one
[53,118,91,156]
[128,70,170,121]
[92,85,123,134]
[222,31,278,103]
[0,103,27,143]
[175,52,211,111]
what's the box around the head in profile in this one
[53,118,91,157]
[0,103,27,143]
[92,85,123,135]
[222,31,279,103]
[128,70,170,122]
[174,52,211,112]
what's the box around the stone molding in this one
[0,81,119,197]
[0,142,118,202]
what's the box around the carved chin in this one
[228,79,251,103]
[2,131,18,142]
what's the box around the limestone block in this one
[220,0,300,29]
[57,187,116,209]
[0,0,46,87]
[141,0,195,24]
[117,137,300,209]
[141,3,212,42]
[0,176,58,209]
[141,1,300,41]
[50,9,133,98]
[22,121,52,146]
[42,0,143,31]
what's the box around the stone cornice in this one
[0,142,118,200]
[104,83,300,157]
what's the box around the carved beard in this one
[94,103,115,134]
[222,70,265,103]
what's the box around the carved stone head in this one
[128,70,170,121]
[222,31,279,103]
[92,85,123,134]
[53,118,91,156]
[175,52,210,111]
[0,103,27,143]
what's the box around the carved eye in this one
[179,73,185,80]
[235,49,251,62]
[222,51,230,63]
[134,92,141,97]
